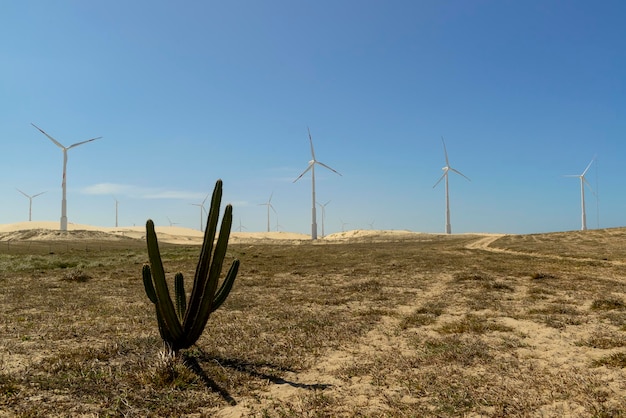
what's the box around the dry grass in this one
[1,228,626,416]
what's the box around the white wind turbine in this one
[259,193,277,233]
[565,158,595,231]
[316,200,331,238]
[32,123,101,231]
[433,137,470,234]
[166,216,180,227]
[16,189,46,221]
[293,127,341,240]
[191,193,209,231]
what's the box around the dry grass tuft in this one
[61,268,92,282]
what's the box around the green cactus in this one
[142,179,240,353]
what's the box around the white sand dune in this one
[0,221,489,245]
[0,221,315,244]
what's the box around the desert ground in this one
[1,222,625,417]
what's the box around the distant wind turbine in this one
[16,189,46,221]
[259,193,277,232]
[293,127,341,240]
[433,137,470,234]
[237,218,247,233]
[32,123,101,231]
[340,218,349,232]
[166,216,180,227]
[316,200,331,238]
[565,158,595,231]
[191,193,209,231]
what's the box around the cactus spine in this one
[142,179,239,353]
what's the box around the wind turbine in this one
[293,127,341,240]
[237,218,247,233]
[16,189,46,221]
[433,137,470,234]
[31,123,101,231]
[340,218,349,232]
[259,193,277,233]
[565,158,595,231]
[316,200,331,238]
[191,193,209,231]
[166,216,180,227]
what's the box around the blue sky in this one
[1,1,624,235]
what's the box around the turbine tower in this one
[433,137,470,234]
[565,158,595,231]
[32,123,101,231]
[113,196,119,227]
[259,193,277,233]
[294,127,341,240]
[16,189,46,221]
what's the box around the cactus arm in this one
[187,204,234,344]
[145,219,184,342]
[174,273,186,322]
[142,264,157,304]
[184,180,222,331]
[211,259,239,313]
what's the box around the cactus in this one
[142,179,240,353]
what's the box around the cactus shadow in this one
[183,353,238,406]
[185,348,332,404]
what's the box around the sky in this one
[1,0,625,235]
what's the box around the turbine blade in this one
[67,137,102,150]
[450,168,471,181]
[270,203,277,214]
[307,127,316,160]
[31,123,65,149]
[316,161,342,176]
[582,177,596,196]
[433,173,446,188]
[293,163,313,183]
[32,191,46,198]
[16,188,29,198]
[441,136,450,166]
[581,158,594,176]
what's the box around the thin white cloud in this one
[82,183,206,200]
[82,183,134,195]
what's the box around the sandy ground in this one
[2,221,624,416]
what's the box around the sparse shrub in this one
[577,331,626,349]
[531,272,558,280]
[147,350,200,389]
[0,373,20,398]
[419,335,492,366]
[438,314,513,334]
[592,352,626,368]
[61,268,92,282]
[591,298,626,311]
[454,272,491,282]
[401,302,445,329]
